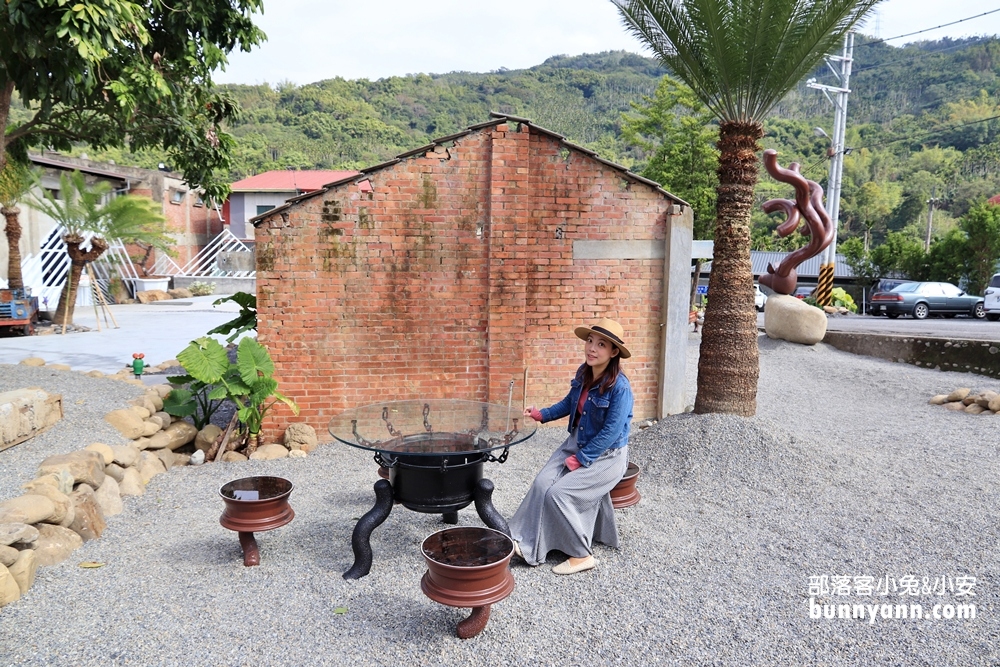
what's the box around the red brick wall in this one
[255,122,672,439]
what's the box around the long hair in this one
[576,349,624,394]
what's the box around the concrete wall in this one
[823,331,1000,378]
[253,122,690,438]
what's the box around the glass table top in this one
[328,399,536,456]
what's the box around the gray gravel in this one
[1,337,998,666]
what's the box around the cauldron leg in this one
[343,479,394,580]
[238,531,260,567]
[442,511,459,524]
[473,478,510,536]
[456,605,492,639]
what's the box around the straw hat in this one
[574,318,631,358]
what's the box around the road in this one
[757,311,1000,341]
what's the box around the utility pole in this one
[806,32,855,306]
[925,186,939,251]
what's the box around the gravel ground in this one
[1,336,998,666]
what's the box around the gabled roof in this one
[30,154,131,182]
[252,113,688,226]
[231,170,361,193]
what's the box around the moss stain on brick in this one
[420,175,437,208]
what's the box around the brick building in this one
[252,114,693,438]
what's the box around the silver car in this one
[871,281,985,320]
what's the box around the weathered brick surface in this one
[255,121,678,439]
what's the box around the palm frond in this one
[612,0,881,122]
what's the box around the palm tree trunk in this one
[54,234,109,326]
[694,121,763,416]
[2,205,23,290]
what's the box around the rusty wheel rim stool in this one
[219,476,294,566]
[610,462,641,509]
[420,526,515,638]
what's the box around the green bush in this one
[188,281,216,296]
[831,287,858,313]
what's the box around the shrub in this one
[188,281,216,296]
[831,287,858,313]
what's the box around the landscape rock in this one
[85,370,104,378]
[764,295,828,345]
[68,485,106,541]
[109,444,140,468]
[118,468,145,496]
[104,463,126,483]
[964,403,987,414]
[136,451,167,483]
[189,449,205,465]
[132,436,152,450]
[0,545,17,567]
[149,412,171,429]
[961,395,978,406]
[154,448,176,470]
[20,484,74,525]
[145,392,164,411]
[0,564,20,607]
[0,523,39,547]
[18,358,45,367]
[135,289,172,303]
[128,404,152,420]
[93,477,123,517]
[32,524,83,566]
[167,288,193,299]
[221,451,248,463]
[288,449,307,459]
[22,470,74,495]
[249,444,289,461]
[944,401,966,411]
[928,394,949,405]
[104,408,146,439]
[152,384,173,399]
[195,424,223,453]
[0,495,57,525]
[47,363,72,371]
[990,395,1000,413]
[946,388,971,402]
[284,423,318,452]
[0,388,63,450]
[8,549,37,595]
[38,450,105,489]
[141,420,161,436]
[162,421,198,450]
[975,390,998,408]
[84,443,114,465]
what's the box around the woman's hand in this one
[564,455,581,471]
[524,406,543,422]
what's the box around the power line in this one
[856,8,1000,48]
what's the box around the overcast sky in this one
[214,1,1000,86]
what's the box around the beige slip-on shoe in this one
[552,556,598,575]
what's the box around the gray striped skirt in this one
[509,432,628,566]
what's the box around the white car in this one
[754,283,767,311]
[985,273,1000,321]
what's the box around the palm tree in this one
[612,0,879,415]
[0,159,33,290]
[30,171,171,325]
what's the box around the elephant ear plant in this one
[166,336,298,454]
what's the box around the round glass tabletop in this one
[328,399,537,456]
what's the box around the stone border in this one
[0,357,319,610]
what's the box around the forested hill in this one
[218,36,1000,178]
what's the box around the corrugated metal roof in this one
[702,251,855,279]
[231,170,360,192]
[29,155,131,182]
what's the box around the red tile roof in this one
[989,194,1000,205]
[231,170,361,192]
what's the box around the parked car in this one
[870,281,985,320]
[865,279,914,314]
[793,285,816,299]
[754,283,767,311]
[985,273,1000,321]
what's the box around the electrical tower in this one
[806,32,855,306]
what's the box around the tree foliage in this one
[0,0,265,200]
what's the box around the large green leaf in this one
[166,374,195,386]
[162,388,196,417]
[237,337,274,386]
[177,337,230,384]
[248,377,278,406]
[207,385,229,401]
[273,390,301,416]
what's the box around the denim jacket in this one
[539,368,633,467]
